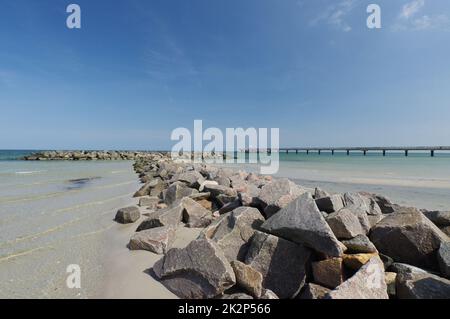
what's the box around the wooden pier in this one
[248,146,450,157]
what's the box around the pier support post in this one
[383,150,386,156]
[363,150,367,156]
[296,150,298,154]
[347,150,350,156]
[307,150,309,155]
[286,150,288,154]
[405,150,408,157]
[431,150,435,157]
[332,150,335,155]
[318,150,321,155]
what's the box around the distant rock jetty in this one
[21,150,159,161]
[114,153,450,299]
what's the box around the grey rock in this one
[262,193,343,257]
[438,242,450,279]
[203,184,237,198]
[344,192,382,216]
[259,289,279,299]
[396,270,450,299]
[231,260,263,298]
[370,207,448,270]
[422,210,450,227]
[138,196,160,209]
[245,231,311,299]
[314,187,330,199]
[136,202,183,231]
[315,194,345,214]
[326,209,366,240]
[221,293,254,299]
[214,176,231,187]
[164,182,198,205]
[153,239,236,299]
[181,197,213,228]
[341,234,378,253]
[299,283,331,299]
[325,256,388,299]
[199,207,264,262]
[312,257,344,289]
[115,206,140,224]
[255,178,305,218]
[177,171,205,188]
[128,226,176,254]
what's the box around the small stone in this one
[138,196,160,209]
[115,206,140,224]
[315,194,345,214]
[385,272,397,296]
[396,270,450,299]
[343,253,379,270]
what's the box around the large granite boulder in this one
[245,231,311,299]
[199,207,264,262]
[181,197,213,228]
[255,178,305,218]
[261,193,343,257]
[422,210,450,227]
[325,256,388,299]
[164,182,198,205]
[136,202,183,231]
[438,242,450,279]
[315,194,345,214]
[128,226,176,254]
[138,196,160,209]
[344,192,382,216]
[153,239,236,299]
[326,209,367,239]
[176,171,205,188]
[370,207,448,270]
[396,269,450,299]
[115,206,140,224]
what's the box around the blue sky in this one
[1,0,450,150]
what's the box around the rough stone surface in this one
[385,272,397,296]
[343,253,379,270]
[255,178,305,218]
[128,226,176,254]
[370,207,448,270]
[245,231,311,299]
[315,194,345,214]
[326,209,366,239]
[260,289,279,299]
[422,210,450,227]
[325,256,388,299]
[314,187,330,199]
[261,193,343,257]
[312,258,344,289]
[164,182,198,205]
[231,260,263,298]
[177,171,205,188]
[396,270,450,299]
[344,192,382,216]
[115,206,140,224]
[299,283,331,299]
[341,234,378,253]
[136,202,183,231]
[138,196,160,209]
[181,197,213,228]
[221,293,253,299]
[199,207,264,262]
[438,242,450,279]
[153,239,236,299]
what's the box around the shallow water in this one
[0,160,140,298]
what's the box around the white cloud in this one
[400,0,425,19]
[310,0,356,32]
[394,0,449,31]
